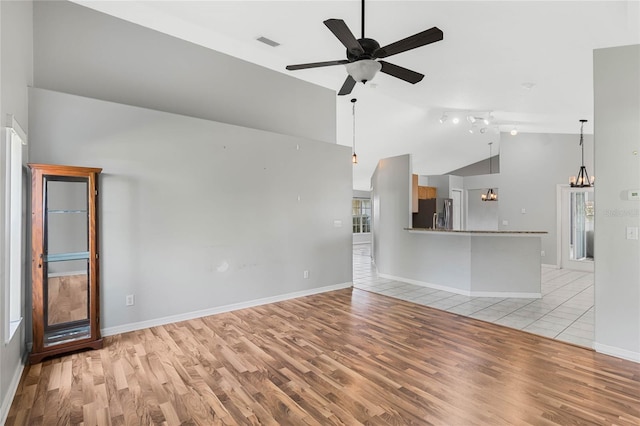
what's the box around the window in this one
[352,198,371,233]
[3,115,26,342]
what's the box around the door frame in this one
[556,184,595,271]
[451,188,463,230]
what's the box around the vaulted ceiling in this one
[73,1,640,189]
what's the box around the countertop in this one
[406,228,548,235]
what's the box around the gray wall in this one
[29,88,352,332]
[33,1,336,144]
[593,44,640,361]
[452,132,594,264]
[0,0,32,421]
[372,155,413,275]
[448,155,501,176]
[499,132,593,264]
[467,189,499,231]
[372,155,540,296]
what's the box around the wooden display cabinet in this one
[28,164,103,363]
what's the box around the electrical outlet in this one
[303,270,309,279]
[126,294,135,306]
[541,250,545,257]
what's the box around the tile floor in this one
[353,243,594,348]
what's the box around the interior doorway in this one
[451,189,463,230]
[559,186,594,272]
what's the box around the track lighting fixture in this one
[441,111,494,133]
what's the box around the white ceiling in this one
[74,1,640,190]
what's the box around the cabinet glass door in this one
[43,178,91,347]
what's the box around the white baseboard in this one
[0,358,25,425]
[542,263,560,269]
[470,290,541,298]
[378,273,541,299]
[102,282,352,337]
[594,342,640,363]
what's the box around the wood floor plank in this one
[7,288,640,425]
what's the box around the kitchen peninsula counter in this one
[406,228,547,235]
[376,228,549,298]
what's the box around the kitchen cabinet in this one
[418,186,437,200]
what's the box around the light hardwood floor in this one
[7,288,640,425]
[47,274,88,325]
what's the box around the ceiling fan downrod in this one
[361,0,365,39]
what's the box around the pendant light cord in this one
[488,142,493,174]
[352,98,357,154]
[580,120,585,167]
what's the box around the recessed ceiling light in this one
[452,117,460,124]
[521,82,536,90]
[510,127,519,136]
[256,36,280,47]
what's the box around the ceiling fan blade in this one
[324,19,365,56]
[286,59,349,71]
[375,27,443,59]
[379,61,424,84]
[338,75,357,96]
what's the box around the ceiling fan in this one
[285,0,443,96]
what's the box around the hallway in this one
[353,244,594,348]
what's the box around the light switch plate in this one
[626,227,639,240]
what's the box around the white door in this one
[451,189,462,230]
[560,187,594,271]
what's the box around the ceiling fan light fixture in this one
[345,59,382,83]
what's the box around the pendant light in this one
[481,142,498,201]
[569,119,594,187]
[351,98,358,164]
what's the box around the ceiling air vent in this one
[256,36,280,47]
